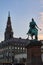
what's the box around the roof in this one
[0,38,43,48]
[0,38,30,48]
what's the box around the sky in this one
[0,0,43,42]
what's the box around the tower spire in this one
[4,12,13,40]
[8,11,10,17]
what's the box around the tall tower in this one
[4,12,13,40]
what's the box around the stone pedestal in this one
[26,40,42,65]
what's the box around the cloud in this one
[40,0,43,3]
[38,12,43,34]
[38,12,43,28]
[40,0,43,7]
[37,12,43,40]
[39,12,43,22]
[38,34,43,40]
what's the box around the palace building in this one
[0,12,28,63]
[0,12,43,64]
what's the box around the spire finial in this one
[8,11,10,17]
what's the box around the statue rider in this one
[27,18,41,40]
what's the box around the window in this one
[15,47,17,49]
[18,47,19,49]
[9,46,11,49]
[12,46,14,49]
[23,48,25,50]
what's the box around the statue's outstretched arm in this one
[36,24,41,30]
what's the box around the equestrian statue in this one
[27,18,41,40]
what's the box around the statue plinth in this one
[26,40,42,65]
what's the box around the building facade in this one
[0,12,28,63]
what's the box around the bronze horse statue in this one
[27,28,38,40]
